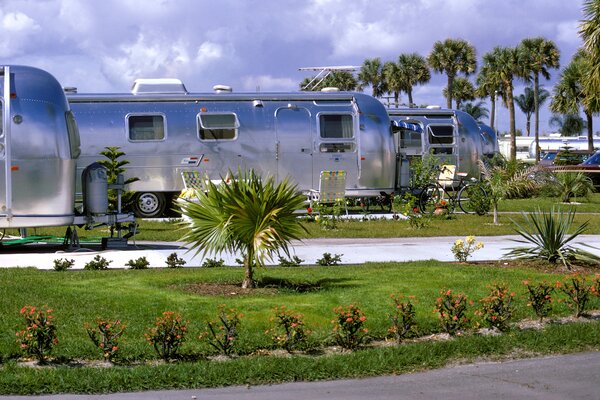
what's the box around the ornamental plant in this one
[451,235,484,263]
[126,256,150,270]
[84,255,112,270]
[53,258,74,271]
[388,294,417,343]
[523,280,554,322]
[557,273,592,318]
[165,252,186,268]
[15,306,58,364]
[266,305,309,352]
[476,283,515,332]
[316,252,343,266]
[200,306,243,356]
[394,193,429,229]
[331,304,369,350]
[434,289,470,335]
[145,311,188,361]
[85,318,126,362]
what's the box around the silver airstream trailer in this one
[68,81,396,218]
[388,107,498,188]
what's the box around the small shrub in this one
[388,294,417,343]
[145,311,188,361]
[165,252,186,268]
[592,274,600,296]
[200,306,242,356]
[394,193,429,229]
[15,306,58,364]
[84,318,126,362]
[557,273,592,318]
[277,255,304,267]
[523,280,554,322]
[434,289,470,335]
[125,257,150,270]
[451,236,484,263]
[53,258,74,271]
[331,304,369,350]
[266,305,309,352]
[202,258,225,268]
[316,253,342,266]
[476,283,515,332]
[84,255,112,270]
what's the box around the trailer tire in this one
[133,192,167,218]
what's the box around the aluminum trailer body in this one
[0,65,80,228]
[68,82,396,217]
[387,108,498,188]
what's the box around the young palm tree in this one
[517,37,560,162]
[460,101,489,122]
[553,172,595,203]
[442,77,475,109]
[481,46,519,161]
[475,66,503,131]
[358,58,385,97]
[383,61,402,107]
[550,49,595,150]
[515,86,550,137]
[396,53,431,107]
[179,169,307,289]
[427,38,477,109]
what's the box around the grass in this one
[1,263,600,394]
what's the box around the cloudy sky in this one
[0,0,588,134]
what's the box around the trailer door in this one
[275,107,313,190]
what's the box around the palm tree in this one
[396,53,431,107]
[550,49,595,150]
[442,77,475,109]
[179,169,307,289]
[358,58,385,97]
[427,38,477,109]
[549,114,586,136]
[383,61,402,107]
[461,101,489,122]
[300,71,358,91]
[580,0,600,112]
[481,46,519,161]
[517,37,560,162]
[476,66,503,131]
[515,86,550,137]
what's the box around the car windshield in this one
[582,152,600,165]
[541,152,557,160]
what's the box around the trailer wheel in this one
[133,192,167,218]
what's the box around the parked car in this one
[539,149,594,167]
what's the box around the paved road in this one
[4,351,600,399]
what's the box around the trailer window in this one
[198,113,239,140]
[65,111,81,158]
[319,114,354,139]
[128,115,165,141]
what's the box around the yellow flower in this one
[466,235,475,245]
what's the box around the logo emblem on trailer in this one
[180,156,203,166]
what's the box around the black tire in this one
[132,192,167,218]
[419,184,441,214]
[458,184,488,215]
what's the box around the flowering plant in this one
[331,304,369,350]
[15,305,58,364]
[434,289,470,335]
[266,305,309,352]
[556,273,591,318]
[145,311,188,361]
[85,318,126,362]
[388,294,417,343]
[200,306,242,356]
[434,199,449,209]
[523,280,554,322]
[476,283,515,331]
[451,235,484,262]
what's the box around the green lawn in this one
[1,263,599,394]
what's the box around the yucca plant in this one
[504,207,600,269]
[179,168,307,288]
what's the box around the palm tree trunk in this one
[242,251,255,289]
[493,203,499,225]
[446,74,454,109]
[534,74,540,162]
[407,88,414,107]
[507,85,517,162]
[586,109,594,150]
[490,96,496,131]
[526,118,531,137]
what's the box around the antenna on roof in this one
[298,65,360,91]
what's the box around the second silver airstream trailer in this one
[68,81,396,218]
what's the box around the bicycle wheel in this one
[419,184,442,214]
[458,183,488,215]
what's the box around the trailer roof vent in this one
[131,78,188,95]
[213,84,233,94]
[321,87,340,92]
[426,105,442,110]
[63,86,78,94]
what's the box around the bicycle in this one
[418,165,488,215]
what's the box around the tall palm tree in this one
[518,37,560,162]
[580,0,600,112]
[515,86,550,137]
[358,58,385,97]
[179,169,307,289]
[461,101,489,122]
[300,71,358,91]
[442,77,475,109]
[481,46,520,161]
[382,61,402,107]
[550,49,595,149]
[476,65,503,131]
[549,114,586,136]
[396,53,431,107]
[427,38,477,109]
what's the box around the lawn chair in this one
[180,170,209,196]
[309,170,348,215]
[437,164,457,188]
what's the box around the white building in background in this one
[498,134,600,161]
